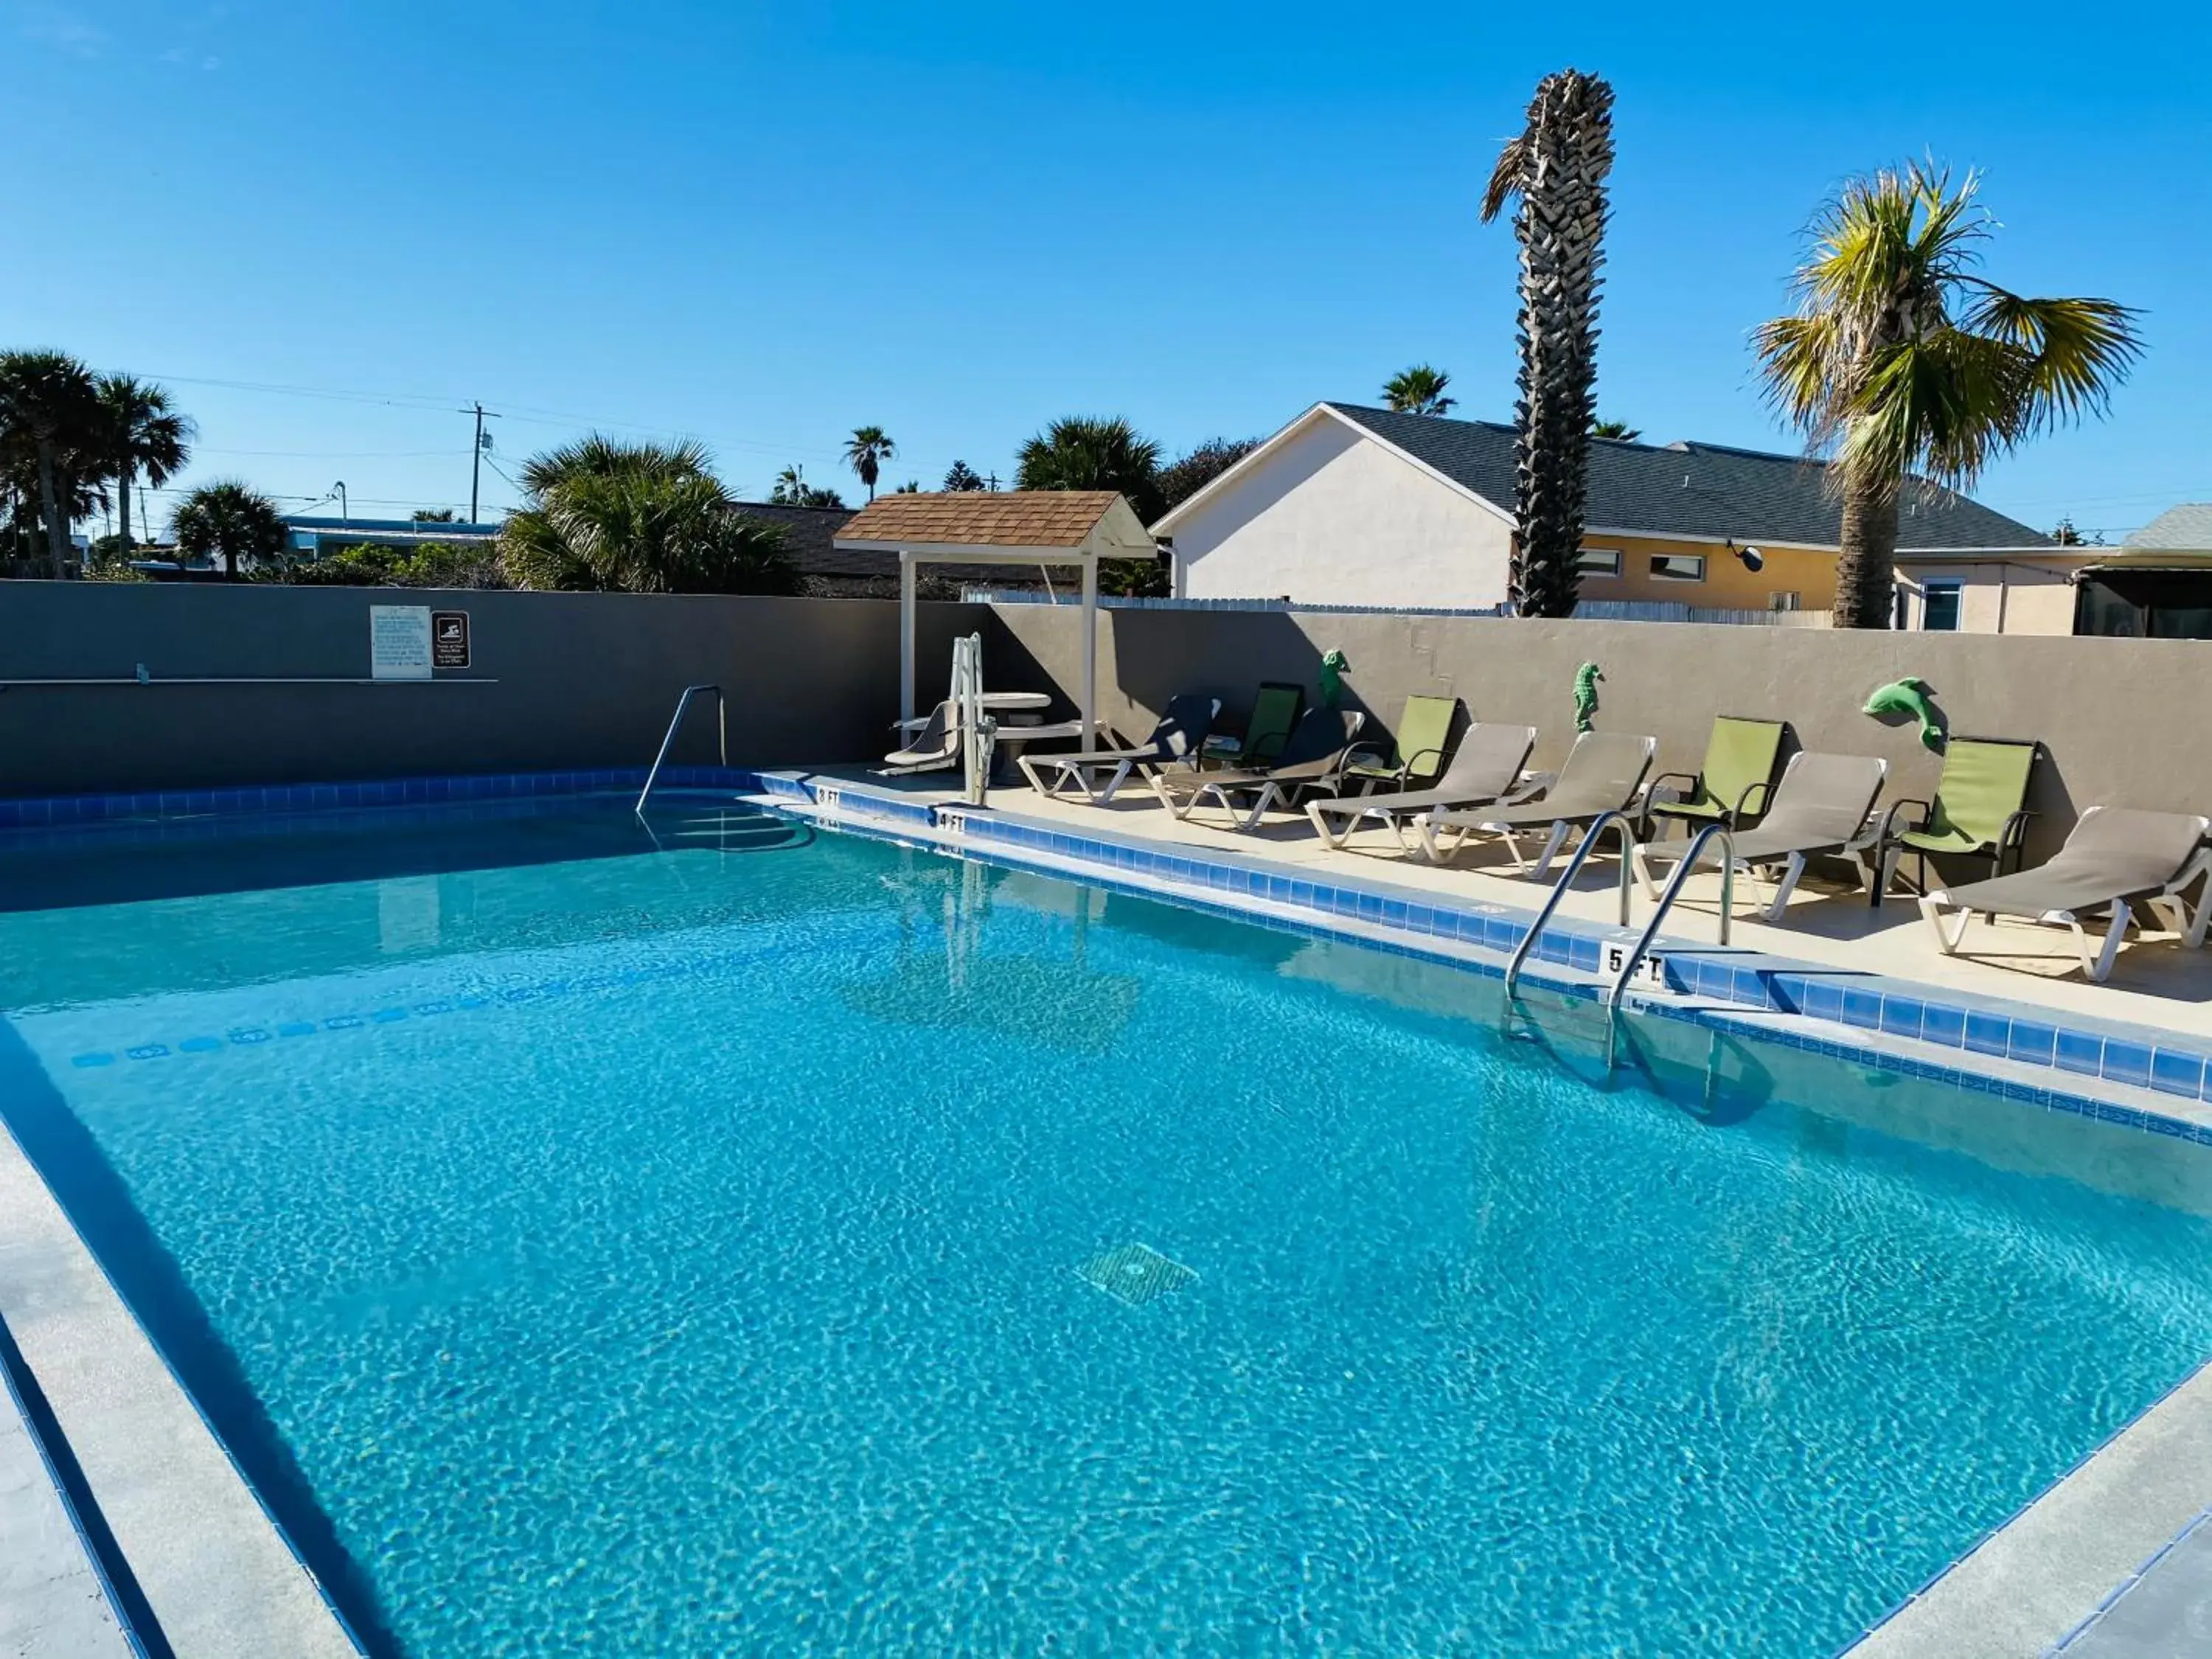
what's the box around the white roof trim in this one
[1150,403,1513,535]
[836,540,1099,563]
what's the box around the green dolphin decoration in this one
[1863,677,1946,750]
[1573,661,1603,734]
[1318,647,1350,709]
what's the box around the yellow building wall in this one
[1572,534,1840,612]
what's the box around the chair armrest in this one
[1648,770,1699,799]
[1401,745,1450,779]
[1732,780,1773,821]
[2000,808,2037,849]
[1877,797,1933,843]
[1249,731,1290,764]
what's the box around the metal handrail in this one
[1605,822,1736,1017]
[636,684,726,817]
[1502,809,1638,998]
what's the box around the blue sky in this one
[7,1,2206,538]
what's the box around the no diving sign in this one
[432,611,470,669]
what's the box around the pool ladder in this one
[636,684,726,818]
[1503,813,1735,1073]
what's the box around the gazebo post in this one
[1079,551,1099,745]
[899,547,917,730]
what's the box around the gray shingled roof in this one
[1324,403,2053,552]
[2124,504,2212,551]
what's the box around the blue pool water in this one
[4,793,2212,1657]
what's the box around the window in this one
[1767,591,1802,612]
[1576,547,1622,577]
[1921,580,1963,632]
[1648,553,1706,582]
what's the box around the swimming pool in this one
[4,791,2211,1655]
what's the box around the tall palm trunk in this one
[116,462,134,552]
[1834,478,1899,629]
[35,439,68,579]
[1482,71,1616,619]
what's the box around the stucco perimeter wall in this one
[989,604,2203,861]
[0,582,984,796]
[1171,418,1512,608]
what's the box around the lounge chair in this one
[1337,694,1461,795]
[1631,752,1889,922]
[1919,807,2212,983]
[1017,695,1219,805]
[1304,723,1540,850]
[1415,730,1656,880]
[1154,708,1366,830]
[1200,681,1305,770]
[1642,715,1785,838]
[1876,735,2039,900]
[879,700,959,775]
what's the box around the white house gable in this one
[1168,414,1512,608]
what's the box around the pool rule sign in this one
[369,605,470,678]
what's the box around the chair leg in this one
[2091,904,2134,982]
[1090,759,1135,805]
[1630,841,1665,902]
[1528,821,1573,883]
[1306,801,1346,849]
[1917,894,1974,955]
[1234,786,1278,832]
[1765,852,1809,924]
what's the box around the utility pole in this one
[462,403,501,523]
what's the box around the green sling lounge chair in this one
[1876,736,2039,902]
[1338,695,1461,794]
[1643,715,1785,838]
[1918,807,2212,982]
[1201,681,1304,770]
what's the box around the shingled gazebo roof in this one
[835,491,1153,558]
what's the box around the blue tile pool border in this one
[770,778,2212,1143]
[0,765,766,834]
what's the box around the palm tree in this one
[1755,163,2140,627]
[1382,365,1456,416]
[1480,69,1617,618]
[1590,417,1641,441]
[770,463,846,509]
[1015,416,1164,522]
[500,434,797,594]
[0,349,102,577]
[173,481,289,579]
[844,426,896,501]
[97,374,193,556]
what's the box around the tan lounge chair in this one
[1632,752,1889,922]
[1919,807,2212,982]
[1153,708,1366,831]
[1415,730,1656,880]
[1018,695,1218,805]
[1304,723,1540,850]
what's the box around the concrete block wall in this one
[0,582,984,796]
[987,604,2205,863]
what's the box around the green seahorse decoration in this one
[1573,661,1603,733]
[1863,677,1945,750]
[1318,647,1349,709]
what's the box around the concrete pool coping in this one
[0,1116,363,1658]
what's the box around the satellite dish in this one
[1730,539,1765,574]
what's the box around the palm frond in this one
[1958,284,2143,431]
